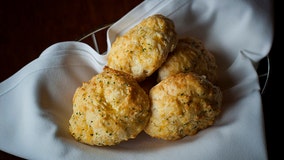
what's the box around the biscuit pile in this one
[69,14,223,146]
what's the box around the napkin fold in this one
[0,0,273,159]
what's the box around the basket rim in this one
[78,25,271,95]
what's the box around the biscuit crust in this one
[107,14,178,82]
[144,72,222,140]
[157,37,218,83]
[69,67,150,146]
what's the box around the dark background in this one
[0,0,278,159]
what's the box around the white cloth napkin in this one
[0,0,273,159]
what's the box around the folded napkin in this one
[0,0,273,159]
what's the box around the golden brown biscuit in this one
[107,14,178,82]
[69,67,150,146]
[157,37,218,83]
[144,72,222,140]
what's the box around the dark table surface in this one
[0,0,277,159]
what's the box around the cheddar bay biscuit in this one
[157,37,218,83]
[144,72,222,140]
[107,14,178,82]
[69,67,150,146]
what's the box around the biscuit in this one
[69,67,150,146]
[144,72,222,140]
[157,37,218,83]
[107,14,178,82]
